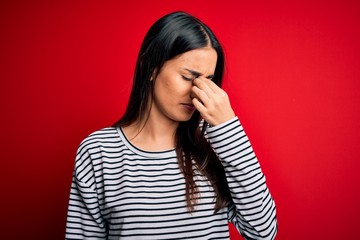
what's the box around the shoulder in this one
[74,127,123,175]
[77,127,120,155]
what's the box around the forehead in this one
[167,47,218,74]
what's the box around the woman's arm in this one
[206,117,277,239]
[65,141,107,239]
[191,76,277,239]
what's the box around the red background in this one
[1,0,360,239]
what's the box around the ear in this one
[150,68,158,81]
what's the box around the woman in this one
[66,11,277,239]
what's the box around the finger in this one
[194,76,220,93]
[191,85,210,106]
[192,97,207,114]
[192,77,215,95]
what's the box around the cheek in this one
[156,78,175,94]
[153,78,173,103]
[156,80,171,95]
[168,83,190,98]
[155,73,191,99]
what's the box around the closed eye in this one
[207,75,215,80]
[182,68,214,81]
[182,75,197,81]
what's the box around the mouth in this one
[182,103,196,112]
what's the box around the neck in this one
[122,111,179,152]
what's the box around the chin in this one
[170,114,193,123]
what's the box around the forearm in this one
[206,117,277,239]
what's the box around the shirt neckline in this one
[115,127,177,158]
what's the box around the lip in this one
[182,103,196,111]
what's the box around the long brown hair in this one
[114,11,232,212]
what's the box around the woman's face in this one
[150,47,217,124]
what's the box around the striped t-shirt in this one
[66,117,277,239]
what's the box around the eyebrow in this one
[184,68,214,79]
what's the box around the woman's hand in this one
[191,76,235,126]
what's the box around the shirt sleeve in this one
[206,117,278,240]
[65,141,108,239]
